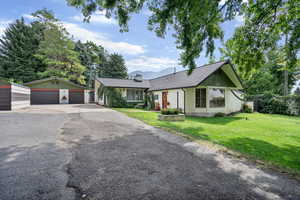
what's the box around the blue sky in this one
[0,0,243,72]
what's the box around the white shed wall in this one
[226,90,243,113]
[11,85,30,110]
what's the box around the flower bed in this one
[158,108,185,121]
[158,113,185,121]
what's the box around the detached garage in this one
[0,80,30,111]
[24,77,88,105]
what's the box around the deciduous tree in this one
[65,0,299,74]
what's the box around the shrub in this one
[251,93,300,115]
[214,112,225,117]
[161,108,180,115]
[242,104,253,113]
[144,93,155,110]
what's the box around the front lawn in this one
[115,108,300,174]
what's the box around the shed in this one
[0,80,30,111]
[24,77,91,105]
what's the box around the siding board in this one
[0,87,11,110]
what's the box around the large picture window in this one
[127,89,144,101]
[209,88,225,108]
[195,88,206,108]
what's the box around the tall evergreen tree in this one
[0,18,44,83]
[102,53,127,79]
[34,10,86,84]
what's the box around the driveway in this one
[0,104,299,200]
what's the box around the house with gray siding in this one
[95,60,244,116]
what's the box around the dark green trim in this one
[200,68,235,87]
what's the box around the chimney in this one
[133,74,143,82]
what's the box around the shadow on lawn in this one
[186,116,245,125]
[221,137,300,172]
[158,121,210,140]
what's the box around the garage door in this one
[31,89,59,105]
[69,90,84,104]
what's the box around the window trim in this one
[126,89,144,102]
[195,88,206,108]
[208,88,225,108]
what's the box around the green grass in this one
[115,108,300,173]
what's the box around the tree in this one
[65,0,299,74]
[102,53,127,78]
[75,41,108,87]
[0,18,45,83]
[34,10,86,84]
[221,44,295,96]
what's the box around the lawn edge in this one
[115,108,300,181]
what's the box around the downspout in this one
[176,91,179,109]
[181,88,186,114]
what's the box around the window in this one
[154,95,159,100]
[127,89,144,101]
[209,88,225,108]
[195,88,206,108]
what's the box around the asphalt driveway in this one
[0,104,300,200]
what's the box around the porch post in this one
[206,87,209,113]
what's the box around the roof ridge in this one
[149,60,228,81]
[97,77,149,82]
[24,77,85,88]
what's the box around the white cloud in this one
[143,10,153,16]
[63,22,145,55]
[22,14,37,20]
[126,56,178,71]
[71,11,117,25]
[235,15,244,23]
[234,15,245,27]
[0,20,12,37]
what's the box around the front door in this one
[162,92,168,109]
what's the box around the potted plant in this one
[158,108,185,121]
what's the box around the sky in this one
[0,0,243,73]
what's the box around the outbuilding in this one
[0,80,30,111]
[24,77,93,105]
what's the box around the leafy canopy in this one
[65,0,299,74]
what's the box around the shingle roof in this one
[148,61,228,91]
[96,77,151,89]
[96,60,240,91]
[24,77,85,88]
